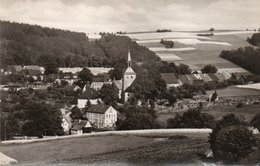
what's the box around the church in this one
[114,50,136,102]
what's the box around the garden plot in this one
[149,47,196,52]
[156,53,183,61]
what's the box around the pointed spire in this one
[127,50,131,67]
[127,50,131,62]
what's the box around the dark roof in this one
[93,75,111,82]
[71,120,89,130]
[179,75,192,85]
[79,87,99,99]
[21,69,42,76]
[161,73,178,84]
[84,105,111,114]
[5,65,23,73]
[208,73,219,82]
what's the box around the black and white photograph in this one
[0,0,260,165]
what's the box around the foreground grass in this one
[0,135,156,164]
[62,136,209,165]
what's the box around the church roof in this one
[127,50,131,61]
[124,67,136,75]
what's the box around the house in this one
[5,65,23,74]
[62,115,72,134]
[208,73,219,82]
[70,119,92,135]
[161,73,181,88]
[77,87,100,108]
[90,74,112,90]
[179,75,192,85]
[199,74,212,82]
[20,69,43,81]
[215,73,226,82]
[23,65,43,73]
[82,105,117,128]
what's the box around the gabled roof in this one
[208,73,219,82]
[84,105,111,114]
[21,69,42,76]
[79,87,99,99]
[5,65,23,73]
[93,74,111,82]
[124,67,136,75]
[114,79,122,90]
[161,73,178,84]
[71,120,91,130]
[179,75,192,85]
[215,73,226,82]
[199,74,212,82]
[24,65,41,71]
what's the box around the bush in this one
[167,109,215,128]
[251,113,260,131]
[209,114,250,162]
[214,126,255,163]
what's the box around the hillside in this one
[0,21,159,69]
[123,31,256,73]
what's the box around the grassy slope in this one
[64,137,209,164]
[0,136,155,164]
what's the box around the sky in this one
[0,0,259,34]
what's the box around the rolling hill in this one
[123,31,256,73]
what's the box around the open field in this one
[157,104,260,125]
[205,86,260,97]
[236,83,260,90]
[126,31,254,72]
[0,133,210,165]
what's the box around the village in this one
[0,50,259,139]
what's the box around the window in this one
[131,76,133,79]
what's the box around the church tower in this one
[122,50,136,91]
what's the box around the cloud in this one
[0,0,259,33]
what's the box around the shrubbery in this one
[251,113,260,131]
[167,109,215,128]
[209,114,256,163]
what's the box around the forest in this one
[219,46,260,75]
[0,21,159,69]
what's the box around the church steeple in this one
[127,50,131,67]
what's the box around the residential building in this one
[5,65,23,74]
[77,87,100,108]
[82,105,117,128]
[90,74,112,90]
[161,73,181,88]
[71,119,92,135]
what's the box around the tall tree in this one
[78,68,94,83]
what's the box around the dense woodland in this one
[220,46,260,75]
[247,33,260,46]
[0,21,159,70]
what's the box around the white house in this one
[82,105,117,128]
